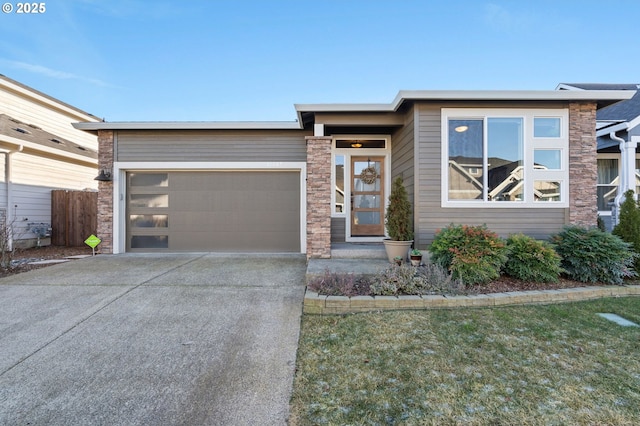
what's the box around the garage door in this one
[126,171,300,252]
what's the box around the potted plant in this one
[410,248,423,266]
[383,176,414,263]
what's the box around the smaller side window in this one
[334,155,345,213]
[534,149,562,170]
[534,117,561,138]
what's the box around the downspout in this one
[5,145,23,251]
[610,130,627,210]
[609,129,640,228]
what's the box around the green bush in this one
[551,225,637,284]
[370,262,464,296]
[385,176,413,241]
[504,233,563,282]
[613,189,640,271]
[429,224,508,285]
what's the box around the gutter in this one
[0,134,97,167]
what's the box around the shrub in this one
[503,233,562,282]
[307,270,371,297]
[551,225,637,284]
[370,262,464,296]
[429,224,508,285]
[417,262,465,295]
[613,189,640,271]
[385,176,413,241]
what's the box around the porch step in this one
[330,243,388,260]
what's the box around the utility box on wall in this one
[51,190,98,247]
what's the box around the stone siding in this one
[306,136,332,259]
[97,130,114,253]
[568,102,597,227]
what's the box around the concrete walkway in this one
[0,253,307,426]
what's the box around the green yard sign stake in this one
[84,234,101,256]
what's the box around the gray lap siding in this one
[115,130,309,162]
[414,103,569,247]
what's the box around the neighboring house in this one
[0,74,100,248]
[558,83,640,231]
[74,89,633,257]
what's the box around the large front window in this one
[443,109,568,207]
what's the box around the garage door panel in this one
[170,230,298,252]
[127,171,300,252]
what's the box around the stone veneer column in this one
[306,136,332,259]
[97,130,114,253]
[568,102,598,227]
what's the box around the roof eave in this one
[296,90,635,113]
[596,114,640,137]
[73,121,305,132]
[0,134,97,166]
[74,90,636,133]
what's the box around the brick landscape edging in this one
[303,285,640,315]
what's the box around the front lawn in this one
[290,297,640,425]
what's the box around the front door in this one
[351,156,385,236]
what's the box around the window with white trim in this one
[597,157,618,211]
[442,109,568,207]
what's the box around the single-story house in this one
[558,83,640,231]
[0,74,100,248]
[73,89,634,257]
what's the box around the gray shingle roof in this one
[560,83,640,122]
[0,114,97,159]
[599,90,640,122]
[563,83,639,91]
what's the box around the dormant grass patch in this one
[290,297,640,425]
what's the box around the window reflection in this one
[534,150,561,170]
[534,181,561,202]
[534,118,561,138]
[448,119,484,200]
[487,118,523,202]
[130,194,169,208]
[335,155,344,213]
[129,214,168,228]
[131,235,168,249]
[129,173,169,187]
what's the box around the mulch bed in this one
[0,245,95,279]
[472,275,605,294]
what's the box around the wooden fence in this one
[51,190,97,247]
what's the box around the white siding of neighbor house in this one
[414,103,568,246]
[0,77,100,244]
[0,153,97,239]
[0,79,99,150]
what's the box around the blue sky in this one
[1,0,639,122]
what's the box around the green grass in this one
[290,297,640,425]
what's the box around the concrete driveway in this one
[0,253,307,425]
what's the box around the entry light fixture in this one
[454,125,469,133]
[94,169,112,182]
[351,141,363,148]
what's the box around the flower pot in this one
[410,255,422,266]
[383,239,413,263]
